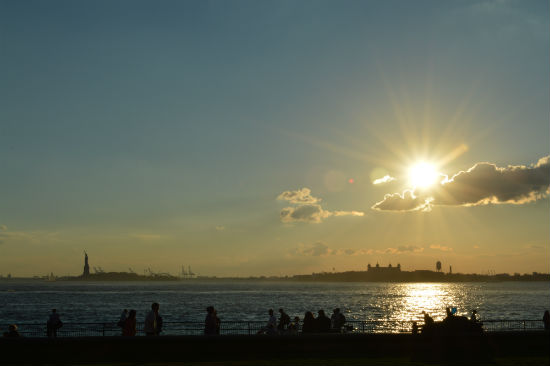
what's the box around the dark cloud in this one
[280,204,329,223]
[372,156,550,212]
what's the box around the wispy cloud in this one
[373,156,550,212]
[278,188,364,223]
[372,175,396,185]
[381,245,424,254]
[130,233,164,241]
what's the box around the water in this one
[0,281,548,325]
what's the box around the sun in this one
[409,162,439,188]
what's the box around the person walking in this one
[122,310,137,336]
[144,303,160,336]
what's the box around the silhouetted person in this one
[46,309,62,337]
[257,309,277,334]
[205,306,218,335]
[117,309,128,331]
[543,310,550,330]
[331,308,346,331]
[156,313,163,335]
[144,302,160,336]
[122,310,137,336]
[288,316,300,334]
[302,311,315,333]
[445,307,453,318]
[315,309,331,333]
[423,311,434,326]
[214,309,220,335]
[470,309,478,323]
[3,324,20,337]
[412,321,419,335]
[278,308,290,332]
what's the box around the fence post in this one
[102,323,106,337]
[248,322,251,335]
[362,321,365,333]
[523,320,525,331]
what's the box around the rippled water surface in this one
[0,281,548,324]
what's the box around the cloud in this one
[373,175,396,185]
[381,245,424,254]
[372,190,433,212]
[278,188,364,223]
[430,244,453,252]
[296,242,332,257]
[277,188,320,204]
[373,156,550,212]
[293,243,373,257]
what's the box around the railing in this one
[4,320,545,338]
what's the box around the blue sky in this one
[1,0,548,276]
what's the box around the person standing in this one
[331,308,346,331]
[144,303,160,336]
[278,308,291,332]
[117,309,128,333]
[46,309,62,338]
[315,309,331,333]
[122,310,137,336]
[301,311,315,333]
[543,310,550,330]
[205,306,218,335]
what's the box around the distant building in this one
[83,251,90,277]
[367,263,401,273]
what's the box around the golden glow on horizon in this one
[408,162,439,188]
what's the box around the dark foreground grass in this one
[13,356,550,366]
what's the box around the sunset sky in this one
[1,0,548,277]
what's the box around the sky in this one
[1,0,548,277]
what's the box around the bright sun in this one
[409,162,439,188]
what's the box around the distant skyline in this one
[1,0,548,277]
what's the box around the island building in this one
[82,251,90,277]
[367,263,401,273]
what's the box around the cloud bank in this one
[373,156,550,212]
[278,188,364,223]
[291,243,431,257]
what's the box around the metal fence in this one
[4,319,546,338]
